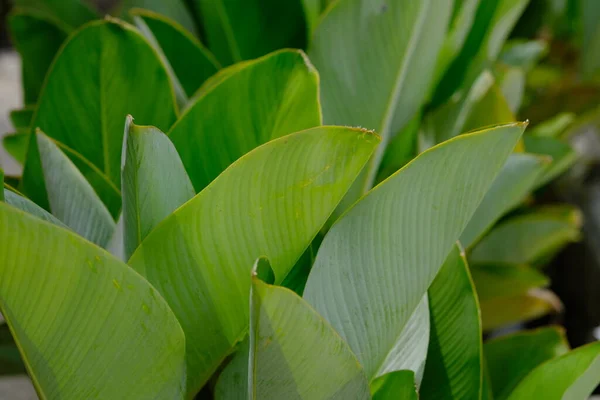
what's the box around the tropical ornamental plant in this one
[1,0,600,399]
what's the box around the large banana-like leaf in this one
[310,0,453,191]
[37,132,115,248]
[0,202,186,399]
[460,153,548,248]
[470,207,582,265]
[22,19,177,208]
[249,259,370,399]
[8,9,69,104]
[484,327,569,400]
[131,8,219,105]
[421,245,482,400]
[12,0,97,29]
[192,0,306,66]
[128,126,379,394]
[371,371,418,400]
[121,118,195,260]
[169,50,321,192]
[119,0,197,35]
[304,123,525,380]
[507,341,600,400]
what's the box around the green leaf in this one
[304,123,525,380]
[8,9,69,104]
[0,202,186,399]
[122,117,195,260]
[495,64,525,114]
[0,324,26,375]
[128,126,379,394]
[529,113,575,138]
[523,135,578,187]
[421,245,482,400]
[131,8,219,107]
[249,258,370,399]
[0,169,4,201]
[22,19,178,208]
[507,341,600,400]
[499,39,548,71]
[581,0,600,79]
[36,132,115,248]
[371,371,418,400]
[302,0,322,41]
[471,263,549,301]
[433,0,530,106]
[192,0,307,66]
[470,207,581,265]
[169,49,321,193]
[9,107,35,130]
[460,153,549,249]
[214,340,249,400]
[119,0,197,35]
[310,0,454,192]
[485,327,569,400]
[3,187,67,228]
[480,289,561,331]
[12,0,97,29]
[2,132,28,165]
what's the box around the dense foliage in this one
[1,0,600,399]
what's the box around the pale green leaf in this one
[192,0,307,66]
[371,371,418,400]
[508,341,600,400]
[128,126,379,394]
[499,39,548,71]
[22,19,177,208]
[0,202,186,399]
[169,49,321,192]
[37,132,115,247]
[529,113,575,138]
[8,9,69,104]
[460,153,549,249]
[121,117,194,260]
[470,208,582,265]
[304,123,525,380]
[485,327,569,400]
[3,187,66,228]
[310,0,454,191]
[421,245,482,400]
[523,135,578,187]
[249,259,370,400]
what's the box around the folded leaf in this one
[421,245,482,400]
[0,202,186,399]
[120,0,197,35]
[22,19,177,208]
[249,259,370,399]
[122,117,195,260]
[480,289,561,331]
[193,0,307,66]
[507,341,600,400]
[485,327,569,400]
[8,9,69,104]
[131,8,219,107]
[128,126,379,394]
[471,263,549,301]
[169,49,321,192]
[37,132,115,248]
[470,208,582,265]
[460,153,548,248]
[310,0,453,191]
[304,123,525,380]
[371,371,418,400]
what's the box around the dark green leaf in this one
[371,371,418,400]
